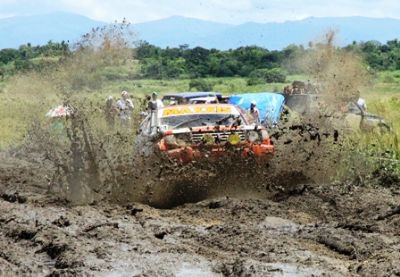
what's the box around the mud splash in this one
[4,27,360,208]
[298,31,371,106]
[15,85,342,208]
[1,156,399,276]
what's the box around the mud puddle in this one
[0,116,398,276]
[1,154,400,276]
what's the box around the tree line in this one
[137,39,400,80]
[1,39,400,81]
[136,42,287,80]
[0,41,69,77]
[344,39,400,71]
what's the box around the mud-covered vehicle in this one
[282,92,390,132]
[162,92,223,105]
[345,102,391,132]
[135,103,274,163]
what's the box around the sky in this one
[0,0,399,24]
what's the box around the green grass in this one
[361,72,400,132]
[346,72,400,174]
[0,69,399,159]
[98,77,288,98]
[364,70,400,100]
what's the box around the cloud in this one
[1,0,400,24]
[0,0,60,16]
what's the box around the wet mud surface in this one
[1,153,400,276]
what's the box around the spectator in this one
[151,92,164,109]
[357,98,367,112]
[249,101,260,125]
[104,96,117,127]
[116,91,134,126]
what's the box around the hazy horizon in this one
[1,0,400,24]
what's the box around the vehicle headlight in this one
[247,131,259,143]
[227,133,241,145]
[260,130,270,140]
[175,133,190,146]
[202,134,215,145]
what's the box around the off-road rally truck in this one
[282,81,391,132]
[135,103,274,163]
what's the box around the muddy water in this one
[1,151,400,276]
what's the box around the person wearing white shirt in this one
[116,91,134,125]
[151,92,164,109]
[357,98,367,112]
[249,101,260,125]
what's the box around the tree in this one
[136,41,161,59]
[165,58,186,78]
[141,58,163,79]
[0,48,19,64]
[184,47,210,77]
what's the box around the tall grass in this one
[364,73,400,171]
[340,96,400,180]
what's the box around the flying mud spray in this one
[126,31,372,208]
[4,29,369,209]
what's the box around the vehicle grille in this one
[191,130,246,144]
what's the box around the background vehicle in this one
[135,103,274,163]
[162,92,223,105]
[188,96,219,104]
[282,92,391,132]
[346,102,391,132]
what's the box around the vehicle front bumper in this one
[163,143,274,163]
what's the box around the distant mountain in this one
[133,16,233,47]
[1,12,400,50]
[135,16,400,49]
[0,12,104,49]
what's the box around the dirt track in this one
[1,153,400,276]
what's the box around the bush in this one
[141,59,163,79]
[382,74,396,83]
[248,68,287,84]
[188,79,214,91]
[247,77,264,86]
[14,59,34,71]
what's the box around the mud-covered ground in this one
[1,152,400,277]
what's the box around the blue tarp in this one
[228,92,285,125]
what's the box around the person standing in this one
[249,101,260,125]
[104,96,117,127]
[151,92,164,109]
[117,91,134,126]
[357,98,367,112]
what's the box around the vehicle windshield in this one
[160,114,241,129]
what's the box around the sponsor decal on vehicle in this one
[161,105,233,117]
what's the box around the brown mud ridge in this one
[1,148,400,276]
